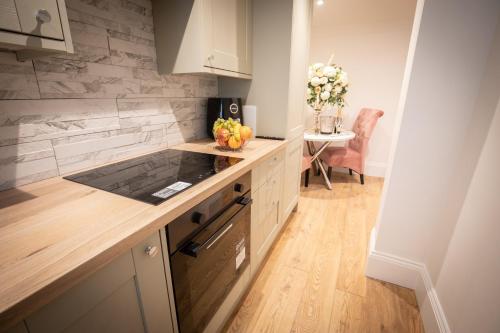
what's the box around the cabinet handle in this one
[36,9,52,23]
[207,54,215,61]
[145,245,159,257]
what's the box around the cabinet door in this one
[25,231,175,333]
[0,0,21,32]
[282,136,303,223]
[203,0,252,74]
[15,0,64,40]
[251,155,284,275]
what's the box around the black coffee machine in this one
[206,98,243,137]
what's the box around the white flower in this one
[320,91,330,100]
[312,63,324,70]
[324,83,332,92]
[323,66,337,77]
[310,76,321,87]
[315,69,324,77]
[320,77,328,84]
[339,72,349,86]
[306,88,312,98]
[334,85,343,93]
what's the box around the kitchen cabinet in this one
[0,0,73,60]
[282,136,303,221]
[152,0,252,78]
[250,149,285,276]
[20,231,176,333]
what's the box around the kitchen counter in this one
[0,138,287,330]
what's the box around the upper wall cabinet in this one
[152,0,252,79]
[0,0,73,60]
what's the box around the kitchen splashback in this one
[0,0,217,191]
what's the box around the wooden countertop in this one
[0,138,287,330]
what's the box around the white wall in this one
[309,0,416,176]
[372,0,499,277]
[367,0,500,331]
[432,99,500,333]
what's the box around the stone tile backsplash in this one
[0,0,217,191]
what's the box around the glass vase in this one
[335,107,344,132]
[313,108,322,134]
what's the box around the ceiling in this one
[312,0,417,28]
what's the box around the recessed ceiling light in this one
[316,0,325,5]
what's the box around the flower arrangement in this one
[307,62,348,109]
[306,61,349,133]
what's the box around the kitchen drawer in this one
[252,149,285,190]
[15,0,64,40]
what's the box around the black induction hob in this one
[64,149,243,205]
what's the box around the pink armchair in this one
[320,108,384,184]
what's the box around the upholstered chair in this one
[320,108,384,184]
[302,155,312,187]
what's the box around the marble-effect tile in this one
[0,0,217,191]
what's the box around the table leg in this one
[306,141,333,190]
[306,141,319,176]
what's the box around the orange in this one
[228,136,241,149]
[240,126,253,140]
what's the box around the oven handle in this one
[180,197,252,258]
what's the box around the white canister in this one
[242,105,257,137]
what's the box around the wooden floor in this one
[223,172,424,333]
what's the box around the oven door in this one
[170,195,251,333]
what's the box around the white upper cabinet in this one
[153,0,252,78]
[0,0,73,59]
[0,0,21,32]
[203,0,252,74]
[15,0,64,40]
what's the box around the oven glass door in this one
[170,198,251,333]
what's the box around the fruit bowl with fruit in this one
[213,118,253,151]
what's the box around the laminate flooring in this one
[224,172,424,333]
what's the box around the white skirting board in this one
[365,228,451,333]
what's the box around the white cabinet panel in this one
[15,0,64,40]
[251,149,285,276]
[0,0,21,32]
[25,231,175,333]
[153,0,252,78]
[203,0,252,74]
[282,136,303,222]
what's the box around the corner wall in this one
[366,0,500,332]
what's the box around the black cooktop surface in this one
[64,149,243,205]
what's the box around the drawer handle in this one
[36,9,52,23]
[145,245,159,258]
[207,54,215,61]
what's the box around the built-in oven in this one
[166,172,252,333]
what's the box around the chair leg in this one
[349,168,353,175]
[305,169,310,187]
[327,167,332,180]
[360,174,365,185]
